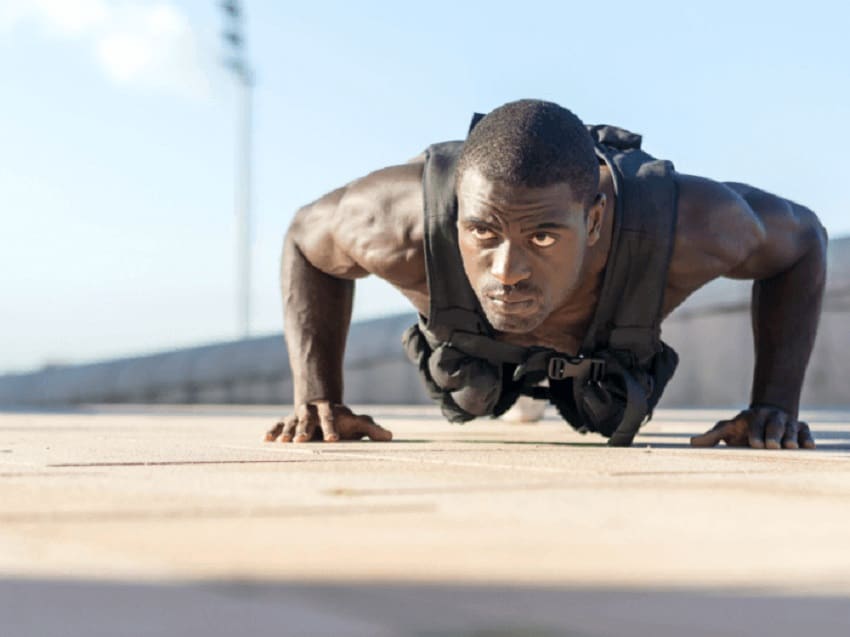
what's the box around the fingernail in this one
[324,434,339,442]
[263,433,275,442]
[281,435,292,443]
[765,440,781,450]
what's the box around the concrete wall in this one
[1,238,847,409]
[0,314,429,407]
[660,234,849,408]
[662,305,847,408]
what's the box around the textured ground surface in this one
[2,405,849,636]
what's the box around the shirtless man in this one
[265,99,827,449]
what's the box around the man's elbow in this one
[812,214,828,248]
[793,208,829,289]
[797,205,828,257]
[285,205,311,244]
[810,214,828,283]
[281,202,367,280]
[280,206,319,286]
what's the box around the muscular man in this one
[265,100,827,449]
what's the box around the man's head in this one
[455,99,606,333]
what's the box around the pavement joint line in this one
[223,442,850,467]
[227,445,836,477]
[45,459,355,468]
[221,444,577,474]
[608,470,779,476]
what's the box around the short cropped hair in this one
[456,99,599,206]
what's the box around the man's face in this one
[456,167,601,333]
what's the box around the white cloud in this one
[97,31,155,82]
[1,0,212,99]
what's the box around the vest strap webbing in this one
[411,120,679,444]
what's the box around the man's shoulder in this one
[328,160,427,285]
[673,175,766,253]
[666,175,766,296]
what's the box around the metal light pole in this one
[220,1,253,339]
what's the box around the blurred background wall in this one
[1,237,846,410]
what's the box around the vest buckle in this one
[547,355,606,382]
[587,358,606,383]
[547,356,571,380]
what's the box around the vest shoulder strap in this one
[421,141,490,343]
[582,125,679,365]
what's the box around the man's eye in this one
[530,233,556,248]
[470,226,496,240]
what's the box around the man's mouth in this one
[486,295,536,313]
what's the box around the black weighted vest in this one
[402,119,679,446]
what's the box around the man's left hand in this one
[690,406,816,449]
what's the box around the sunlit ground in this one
[2,405,849,636]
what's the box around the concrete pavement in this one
[2,405,850,636]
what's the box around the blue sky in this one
[1,0,848,373]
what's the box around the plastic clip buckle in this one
[546,356,606,382]
[547,355,580,380]
[588,358,606,382]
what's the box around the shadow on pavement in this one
[2,578,848,637]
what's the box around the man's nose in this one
[490,241,531,286]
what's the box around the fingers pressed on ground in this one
[782,420,800,449]
[358,417,393,442]
[280,415,298,443]
[689,420,728,447]
[723,415,753,447]
[293,409,317,443]
[264,421,285,442]
[747,413,768,449]
[798,422,816,449]
[763,412,786,450]
[316,402,339,442]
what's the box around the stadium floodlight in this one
[219,0,254,340]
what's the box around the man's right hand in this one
[264,401,393,443]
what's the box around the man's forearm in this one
[281,233,354,405]
[750,229,827,417]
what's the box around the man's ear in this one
[586,192,606,246]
